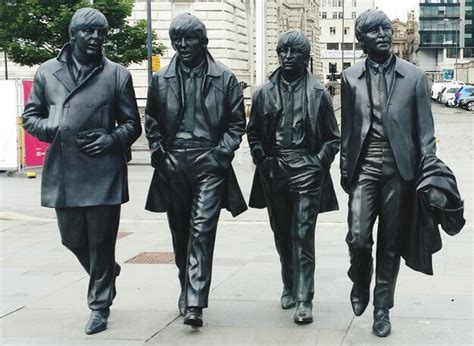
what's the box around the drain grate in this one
[125,252,175,264]
[117,232,132,240]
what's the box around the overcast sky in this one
[374,0,419,21]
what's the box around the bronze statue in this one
[247,31,340,324]
[144,13,247,328]
[22,8,142,335]
[340,9,438,337]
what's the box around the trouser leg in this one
[286,155,323,302]
[260,161,294,291]
[291,192,320,302]
[373,153,410,309]
[185,167,225,308]
[346,160,380,289]
[56,205,121,311]
[86,205,121,311]
[56,207,90,273]
[164,150,192,291]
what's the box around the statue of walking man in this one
[340,9,437,337]
[247,31,340,324]
[22,8,142,334]
[145,13,247,328]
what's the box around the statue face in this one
[278,45,307,75]
[72,25,107,59]
[361,23,393,56]
[172,34,206,68]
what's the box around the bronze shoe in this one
[85,309,110,335]
[183,307,203,328]
[293,301,313,324]
[350,284,370,316]
[372,308,391,337]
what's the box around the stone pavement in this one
[0,102,473,345]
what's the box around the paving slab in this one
[147,324,321,345]
[0,307,176,342]
[342,315,473,345]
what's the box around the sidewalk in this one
[1,102,473,345]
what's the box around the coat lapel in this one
[52,66,76,93]
[387,57,406,107]
[166,77,181,103]
[305,73,324,136]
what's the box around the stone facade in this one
[319,0,374,80]
[391,20,408,59]
[268,0,322,79]
[1,0,323,104]
[117,0,323,102]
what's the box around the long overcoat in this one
[247,68,340,213]
[22,44,142,208]
[144,53,247,217]
[340,57,437,183]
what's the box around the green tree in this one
[0,0,165,67]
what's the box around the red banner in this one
[23,80,49,167]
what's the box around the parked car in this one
[431,81,465,102]
[441,86,462,105]
[459,95,474,111]
[454,86,474,107]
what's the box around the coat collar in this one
[264,67,324,137]
[268,67,324,91]
[357,54,406,79]
[53,43,106,93]
[164,52,222,79]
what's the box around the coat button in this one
[62,126,68,130]
[64,103,70,108]
[87,103,93,107]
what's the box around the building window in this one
[338,12,344,19]
[322,12,327,19]
[332,0,338,6]
[333,12,338,19]
[352,12,357,19]
[327,43,339,49]
[344,27,350,35]
[172,2,193,18]
[464,48,474,58]
[342,43,353,50]
[355,42,362,50]
[447,48,460,58]
[352,0,357,6]
[330,27,336,35]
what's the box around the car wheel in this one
[467,102,474,111]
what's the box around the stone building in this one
[391,19,408,59]
[406,9,419,65]
[318,0,375,81]
[129,0,322,103]
[1,0,323,104]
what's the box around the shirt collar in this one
[280,74,305,92]
[180,60,206,77]
[367,54,395,74]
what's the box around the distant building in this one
[319,0,375,81]
[128,0,323,102]
[1,0,323,105]
[391,19,408,59]
[406,9,419,65]
[418,0,474,81]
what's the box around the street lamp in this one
[443,18,461,80]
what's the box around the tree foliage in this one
[0,0,165,66]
